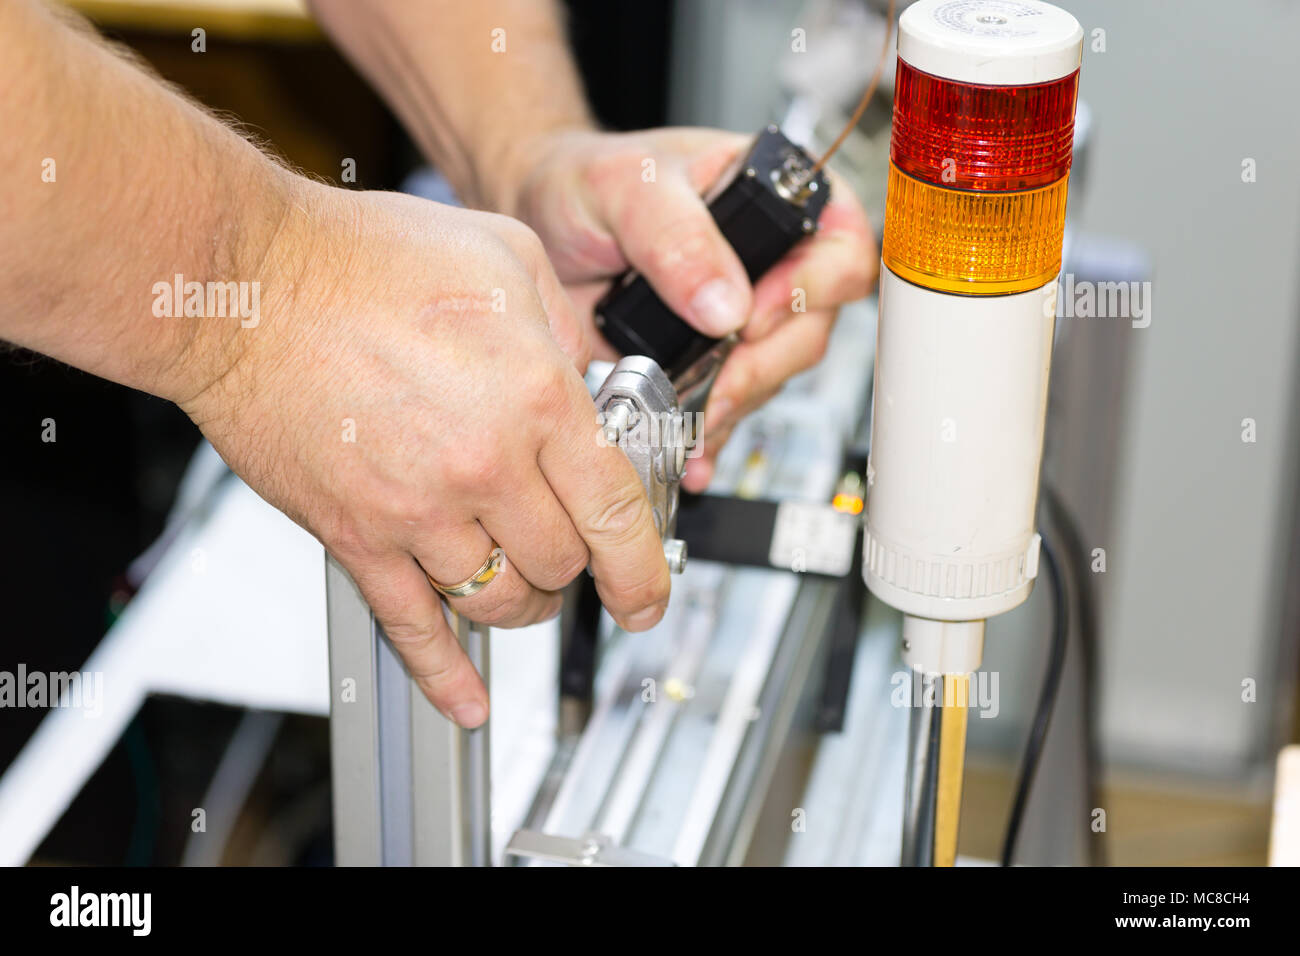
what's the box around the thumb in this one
[601,178,752,338]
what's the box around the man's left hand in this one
[502,127,877,491]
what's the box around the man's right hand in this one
[180,185,671,728]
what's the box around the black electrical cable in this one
[123,714,160,866]
[1000,533,1068,867]
[1042,484,1108,867]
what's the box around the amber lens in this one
[881,163,1069,295]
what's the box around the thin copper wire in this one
[807,0,896,177]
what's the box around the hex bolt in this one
[601,400,635,445]
[664,538,688,574]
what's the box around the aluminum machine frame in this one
[326,558,492,866]
[324,302,877,868]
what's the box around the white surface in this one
[0,476,330,866]
[899,0,1082,85]
[1072,0,1300,773]
[865,268,1054,622]
[1270,746,1300,866]
[769,501,859,576]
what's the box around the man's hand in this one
[181,185,671,727]
[311,2,878,490]
[500,128,878,490]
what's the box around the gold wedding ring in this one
[428,546,505,599]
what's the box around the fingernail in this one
[624,602,667,632]
[683,457,713,492]
[689,279,747,336]
[450,701,488,729]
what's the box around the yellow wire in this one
[934,672,969,867]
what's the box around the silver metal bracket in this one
[505,829,675,867]
[594,355,689,572]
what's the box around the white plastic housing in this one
[902,616,985,675]
[864,267,1055,622]
[899,0,1083,86]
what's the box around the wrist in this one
[483,124,596,220]
[168,156,310,409]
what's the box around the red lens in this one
[891,59,1079,192]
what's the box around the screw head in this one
[579,836,603,865]
[600,399,635,444]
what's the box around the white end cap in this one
[898,0,1083,86]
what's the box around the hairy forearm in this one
[0,0,296,403]
[308,0,593,212]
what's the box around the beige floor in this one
[958,763,1272,866]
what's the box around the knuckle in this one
[524,361,577,422]
[323,516,370,563]
[807,327,832,367]
[459,583,523,627]
[582,145,639,193]
[566,329,594,372]
[588,485,653,544]
[614,566,671,616]
[497,216,545,261]
[725,357,758,404]
[380,491,434,529]
[443,436,512,492]
[539,593,565,623]
[814,250,875,306]
[384,619,435,650]
[640,221,712,279]
[407,651,459,686]
[536,542,590,590]
[843,259,875,300]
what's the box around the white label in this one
[933,0,1044,39]
[769,501,858,577]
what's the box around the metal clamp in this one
[594,355,689,573]
[505,829,675,867]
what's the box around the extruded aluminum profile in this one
[326,554,491,866]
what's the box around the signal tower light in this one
[864,0,1083,866]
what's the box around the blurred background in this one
[1,0,1297,866]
